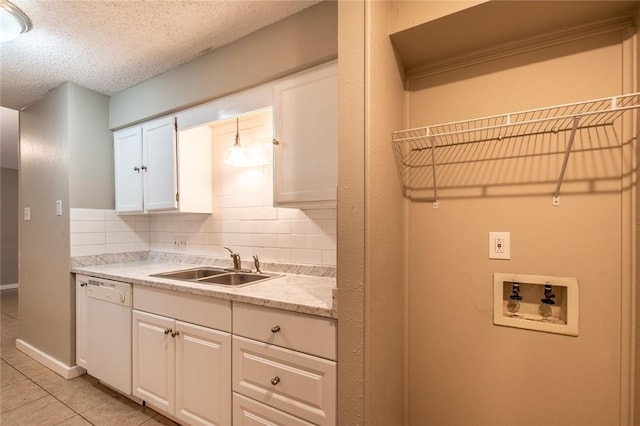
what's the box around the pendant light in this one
[224,117,250,167]
[0,0,31,43]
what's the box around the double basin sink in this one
[151,266,281,287]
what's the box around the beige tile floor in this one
[0,288,178,425]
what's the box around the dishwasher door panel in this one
[86,290,132,395]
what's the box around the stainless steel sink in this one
[198,272,276,286]
[151,267,227,280]
[151,267,281,287]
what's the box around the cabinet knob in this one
[140,165,147,171]
[133,166,140,172]
[272,138,280,146]
[171,331,180,337]
[270,376,280,386]
[164,328,173,335]
[271,325,281,333]
[80,282,87,287]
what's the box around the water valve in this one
[507,282,522,314]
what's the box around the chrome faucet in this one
[223,247,241,270]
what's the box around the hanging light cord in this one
[235,117,240,146]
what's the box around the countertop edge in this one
[71,264,337,320]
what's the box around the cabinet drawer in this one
[233,393,314,426]
[233,303,336,360]
[134,285,231,331]
[233,336,336,426]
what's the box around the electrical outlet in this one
[24,207,30,221]
[173,235,189,250]
[489,232,510,260]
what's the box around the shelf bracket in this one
[552,116,580,206]
[429,136,438,208]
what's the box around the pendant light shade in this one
[224,118,250,167]
[224,115,269,168]
[0,0,31,43]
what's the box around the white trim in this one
[406,16,632,83]
[619,25,637,426]
[15,339,86,380]
[0,283,19,290]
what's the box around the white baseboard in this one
[15,339,86,379]
[1,283,18,290]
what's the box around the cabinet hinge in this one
[176,192,179,202]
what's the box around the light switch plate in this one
[56,200,63,216]
[24,207,31,221]
[489,232,510,259]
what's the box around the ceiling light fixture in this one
[0,0,31,43]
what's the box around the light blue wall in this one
[1,167,19,286]
[68,84,113,209]
[20,83,73,364]
[20,82,112,365]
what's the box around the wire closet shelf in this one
[392,92,640,206]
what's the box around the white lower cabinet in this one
[133,309,231,426]
[126,286,335,426]
[232,303,337,426]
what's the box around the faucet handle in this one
[253,255,261,274]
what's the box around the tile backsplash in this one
[71,108,337,267]
[70,207,336,266]
[70,208,150,256]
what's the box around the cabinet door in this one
[143,117,178,211]
[273,62,337,208]
[175,320,231,426]
[114,126,144,213]
[75,275,88,369]
[132,310,175,414]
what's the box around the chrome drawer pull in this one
[271,325,281,333]
[270,376,280,386]
[164,328,173,335]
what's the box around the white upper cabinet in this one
[142,118,178,211]
[273,62,337,209]
[114,125,144,213]
[114,116,212,214]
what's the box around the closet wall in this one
[405,25,634,425]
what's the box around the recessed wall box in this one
[493,272,579,336]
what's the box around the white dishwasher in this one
[86,277,132,395]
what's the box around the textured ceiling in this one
[0,0,321,111]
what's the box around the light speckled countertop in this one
[71,255,337,319]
